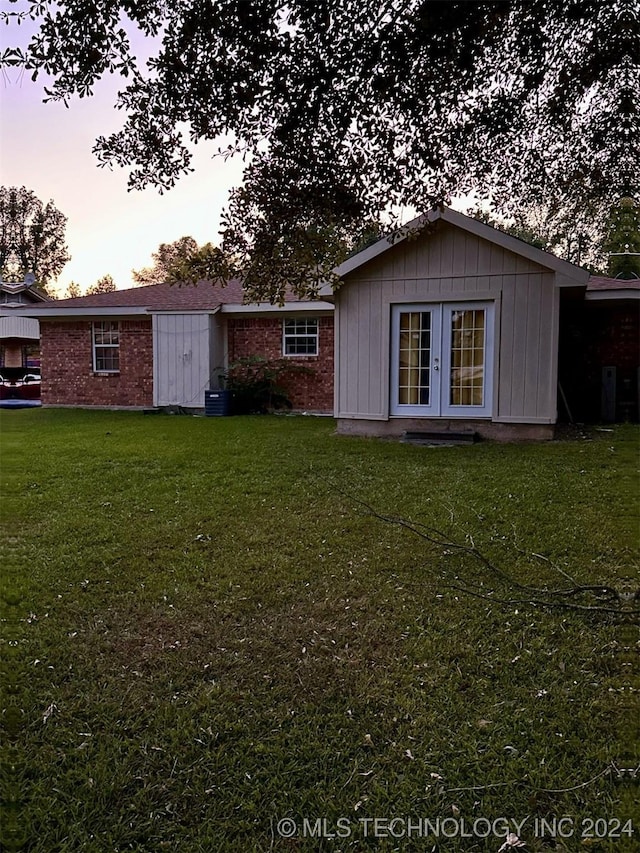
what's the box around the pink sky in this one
[1,13,461,297]
[0,17,244,295]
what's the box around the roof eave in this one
[19,306,151,318]
[585,289,640,301]
[219,301,334,314]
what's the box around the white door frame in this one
[390,301,495,418]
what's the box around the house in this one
[0,271,49,370]
[1,271,51,406]
[21,280,334,412]
[318,207,639,439]
[19,208,639,432]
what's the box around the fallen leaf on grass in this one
[497,833,526,851]
[42,703,58,724]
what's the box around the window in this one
[449,309,486,407]
[283,318,318,356]
[92,321,120,372]
[398,311,432,405]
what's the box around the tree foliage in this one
[63,281,82,298]
[468,204,604,271]
[602,196,640,279]
[0,186,70,289]
[86,274,117,294]
[4,2,638,298]
[132,236,200,285]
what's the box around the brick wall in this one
[559,299,639,422]
[41,319,153,407]
[227,315,334,412]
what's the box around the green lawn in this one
[1,410,638,852]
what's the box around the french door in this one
[390,302,494,417]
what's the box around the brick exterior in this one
[559,298,639,422]
[227,315,334,412]
[40,319,153,408]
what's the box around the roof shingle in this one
[587,275,640,291]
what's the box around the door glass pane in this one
[398,311,431,405]
[450,309,485,406]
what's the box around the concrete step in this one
[402,430,478,446]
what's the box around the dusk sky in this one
[1,14,445,297]
[1,17,245,295]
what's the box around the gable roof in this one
[1,279,51,305]
[19,279,332,318]
[319,206,590,296]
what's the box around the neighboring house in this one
[0,272,49,370]
[22,280,334,412]
[318,207,639,439]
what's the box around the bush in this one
[223,356,314,414]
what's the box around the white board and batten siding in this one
[153,313,221,408]
[335,221,561,424]
[0,314,40,340]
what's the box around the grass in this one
[1,409,638,852]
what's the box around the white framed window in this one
[92,321,120,372]
[283,318,319,356]
[391,302,494,417]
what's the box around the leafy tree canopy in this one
[63,281,83,298]
[132,236,200,285]
[602,196,640,279]
[4,2,637,299]
[86,274,117,294]
[0,186,70,291]
[468,203,605,271]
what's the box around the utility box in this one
[205,389,231,416]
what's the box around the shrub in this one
[223,356,314,414]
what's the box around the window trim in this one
[92,321,120,373]
[282,317,319,357]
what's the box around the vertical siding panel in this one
[536,275,556,419]
[175,315,184,402]
[450,229,465,277]
[181,315,190,403]
[490,243,505,275]
[345,286,359,413]
[152,316,158,406]
[523,275,543,416]
[429,228,441,278]
[477,237,493,275]
[404,241,418,280]
[465,235,480,287]
[172,315,181,404]
[406,278,419,297]
[357,284,371,413]
[498,278,515,419]
[369,282,383,415]
[340,289,349,413]
[510,277,528,417]
[392,278,406,297]
[441,226,455,278]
